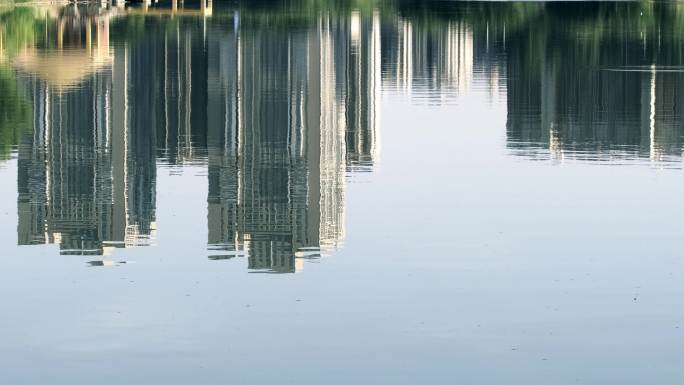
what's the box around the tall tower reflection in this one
[16,5,156,255]
[504,3,684,162]
[7,2,516,265]
[345,11,381,172]
[11,4,387,271]
[204,12,366,272]
[198,10,387,272]
[382,16,473,104]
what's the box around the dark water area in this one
[1,1,684,383]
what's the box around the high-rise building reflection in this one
[154,9,385,272]
[16,5,156,255]
[19,1,684,261]
[382,16,474,104]
[504,3,684,163]
[10,3,388,272]
[203,12,380,272]
[345,11,381,171]
[13,1,662,267]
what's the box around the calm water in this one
[2,1,684,383]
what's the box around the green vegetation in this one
[0,6,35,159]
[0,65,30,160]
[0,6,39,56]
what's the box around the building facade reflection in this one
[202,12,380,272]
[10,3,386,272]
[13,1,684,267]
[504,3,684,163]
[16,6,157,255]
[15,7,156,255]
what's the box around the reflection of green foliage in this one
[0,65,31,160]
[529,2,684,67]
[110,15,181,43]
[0,6,40,58]
[235,0,541,30]
[385,0,543,32]
[238,0,359,28]
[0,6,35,159]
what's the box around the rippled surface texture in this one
[2,1,684,383]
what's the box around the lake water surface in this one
[1,1,684,383]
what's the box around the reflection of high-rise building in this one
[203,11,383,272]
[382,16,473,105]
[232,18,332,273]
[319,15,347,250]
[12,4,386,269]
[505,16,684,162]
[16,8,156,255]
[125,38,159,245]
[205,21,241,259]
[157,22,202,164]
[345,11,381,172]
[17,74,114,255]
